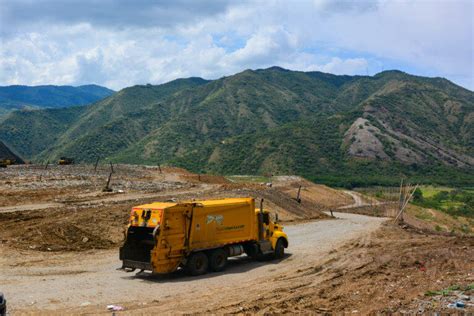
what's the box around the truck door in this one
[150,205,192,274]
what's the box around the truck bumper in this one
[121,259,153,271]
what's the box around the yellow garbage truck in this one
[119,197,288,275]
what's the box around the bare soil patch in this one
[2,164,471,314]
[0,165,337,252]
[209,222,474,314]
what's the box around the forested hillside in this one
[1,68,472,186]
[0,84,114,118]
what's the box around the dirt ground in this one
[0,165,336,252]
[0,164,472,314]
[1,212,385,314]
[212,222,474,314]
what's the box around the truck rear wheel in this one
[209,248,227,272]
[274,238,285,259]
[186,252,209,276]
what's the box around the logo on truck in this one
[206,214,223,225]
[218,225,245,231]
[206,214,245,231]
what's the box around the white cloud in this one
[0,0,472,90]
[313,57,368,75]
[223,27,298,68]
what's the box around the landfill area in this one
[0,164,473,314]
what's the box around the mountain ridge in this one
[0,68,472,186]
[0,84,115,118]
[0,140,24,164]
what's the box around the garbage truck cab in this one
[119,198,288,275]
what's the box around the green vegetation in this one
[226,175,273,183]
[414,209,435,221]
[425,284,473,297]
[0,84,114,118]
[0,141,24,163]
[355,186,473,234]
[0,106,87,158]
[413,187,474,218]
[418,186,453,198]
[0,68,472,187]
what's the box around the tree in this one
[413,188,423,202]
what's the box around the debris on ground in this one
[107,304,125,311]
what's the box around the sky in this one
[0,0,473,91]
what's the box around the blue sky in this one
[0,0,472,90]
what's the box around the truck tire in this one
[209,248,227,272]
[186,252,209,276]
[274,238,285,259]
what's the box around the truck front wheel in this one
[186,252,209,276]
[274,238,285,259]
[209,248,227,272]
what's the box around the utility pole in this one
[40,160,49,181]
[296,185,302,204]
[103,171,113,192]
[94,157,100,172]
[394,183,418,223]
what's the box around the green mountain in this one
[0,84,115,118]
[0,140,24,163]
[0,106,87,158]
[0,68,472,187]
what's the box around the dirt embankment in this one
[273,176,352,210]
[210,222,474,314]
[1,164,472,314]
[9,216,469,315]
[0,166,344,252]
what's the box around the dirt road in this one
[0,202,63,213]
[1,212,386,314]
[339,190,364,208]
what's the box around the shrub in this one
[413,188,423,202]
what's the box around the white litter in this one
[107,304,125,311]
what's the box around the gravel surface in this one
[0,212,386,314]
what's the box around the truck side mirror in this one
[275,213,279,223]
